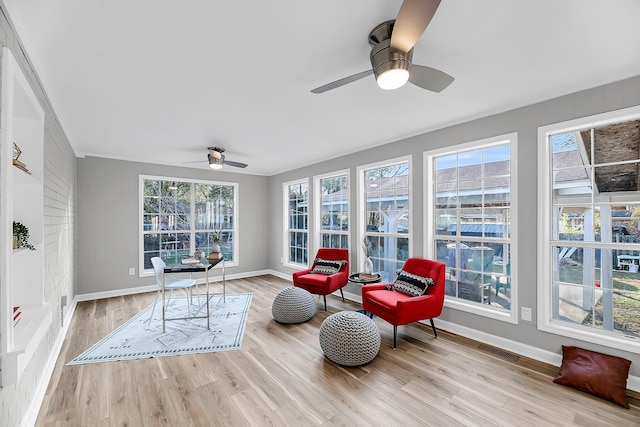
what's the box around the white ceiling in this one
[4,0,640,175]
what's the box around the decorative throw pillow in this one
[393,270,434,297]
[310,258,345,275]
[553,345,631,408]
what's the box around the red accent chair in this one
[361,258,446,349]
[293,248,349,311]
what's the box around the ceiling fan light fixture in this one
[376,67,410,90]
[208,153,223,169]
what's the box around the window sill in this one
[444,297,517,324]
[538,318,640,354]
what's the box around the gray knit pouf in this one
[272,287,318,324]
[319,311,380,366]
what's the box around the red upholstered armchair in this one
[293,248,349,311]
[361,258,445,349]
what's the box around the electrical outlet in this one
[128,267,135,276]
[521,306,532,322]
[61,295,67,307]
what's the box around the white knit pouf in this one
[319,311,380,366]
[272,287,317,324]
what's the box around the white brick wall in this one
[0,7,76,427]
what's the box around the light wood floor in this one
[37,275,640,426]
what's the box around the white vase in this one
[363,257,373,274]
[212,243,221,253]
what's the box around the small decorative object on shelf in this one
[207,251,221,261]
[12,142,30,174]
[13,306,22,327]
[193,249,204,260]
[12,221,35,250]
[181,257,200,265]
[12,142,21,159]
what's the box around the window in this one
[315,171,349,251]
[539,106,640,352]
[358,157,411,282]
[426,133,517,322]
[284,179,309,267]
[140,176,237,274]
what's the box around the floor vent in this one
[478,344,520,362]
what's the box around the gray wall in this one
[268,75,640,377]
[76,157,269,295]
[0,6,77,426]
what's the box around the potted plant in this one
[13,221,35,250]
[207,228,223,261]
[211,229,222,253]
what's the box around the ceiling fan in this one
[184,147,248,169]
[311,0,454,94]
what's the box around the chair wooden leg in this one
[430,318,438,337]
[393,325,397,349]
[339,288,345,302]
[323,295,327,311]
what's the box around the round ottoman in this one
[272,287,317,324]
[319,311,380,366]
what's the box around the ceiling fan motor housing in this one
[368,21,412,84]
[370,39,412,81]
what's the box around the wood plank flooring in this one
[36,275,640,426]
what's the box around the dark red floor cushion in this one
[553,345,631,408]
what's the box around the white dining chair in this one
[147,257,198,323]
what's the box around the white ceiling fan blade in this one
[391,0,441,53]
[409,65,454,92]
[311,69,373,94]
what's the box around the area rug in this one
[67,292,252,365]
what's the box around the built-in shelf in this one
[0,47,47,386]
[2,305,52,385]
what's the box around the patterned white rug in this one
[67,293,252,365]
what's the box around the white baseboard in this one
[23,297,78,427]
[268,269,291,281]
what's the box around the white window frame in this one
[138,175,239,277]
[314,169,350,254]
[425,133,518,323]
[357,155,412,280]
[538,105,640,353]
[283,178,309,269]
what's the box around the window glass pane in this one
[286,180,309,265]
[363,161,409,279]
[433,140,512,312]
[592,120,640,164]
[483,145,510,176]
[595,164,639,193]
